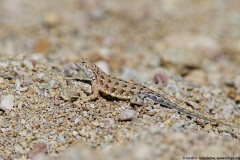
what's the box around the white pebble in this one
[20,119,26,124]
[15,79,21,90]
[23,60,34,70]
[73,131,78,136]
[45,80,56,89]
[18,102,23,109]
[74,117,80,124]
[37,73,45,79]
[82,111,88,117]
[0,94,14,110]
[0,62,8,68]
[90,103,95,109]
[57,135,65,142]
[118,109,138,121]
[14,144,24,153]
[19,130,27,136]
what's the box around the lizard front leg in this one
[78,82,99,102]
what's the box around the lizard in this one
[74,58,238,128]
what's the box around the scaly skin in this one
[74,58,237,128]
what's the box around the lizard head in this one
[74,58,96,79]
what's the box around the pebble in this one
[184,70,207,85]
[19,130,27,136]
[33,39,51,54]
[118,109,138,121]
[27,143,48,159]
[0,62,8,68]
[92,121,100,127]
[14,144,24,153]
[73,131,78,136]
[21,80,33,87]
[74,117,80,124]
[0,94,14,110]
[43,12,61,28]
[79,129,86,137]
[64,68,73,77]
[17,102,23,109]
[57,135,65,142]
[100,118,115,125]
[153,72,168,86]
[45,80,56,89]
[23,60,34,70]
[20,119,26,125]
[37,73,46,79]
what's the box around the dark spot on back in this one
[131,86,136,90]
[108,79,112,83]
[110,87,117,92]
[115,81,119,85]
[119,89,125,95]
[99,80,104,85]
[123,84,128,88]
[101,75,104,79]
[104,84,109,89]
[129,90,134,95]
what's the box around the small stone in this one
[0,94,14,110]
[0,84,7,89]
[43,12,60,28]
[14,144,24,153]
[45,80,56,89]
[146,110,157,116]
[73,131,78,136]
[15,79,21,90]
[74,117,80,124]
[21,80,33,87]
[82,111,88,117]
[100,118,115,125]
[92,121,100,127]
[19,130,27,136]
[79,129,86,137]
[27,88,35,94]
[184,70,207,85]
[18,102,23,109]
[118,109,138,121]
[37,73,45,79]
[33,39,51,54]
[20,119,26,124]
[27,142,48,159]
[57,135,65,142]
[153,72,168,86]
[64,68,73,77]
[0,62,8,68]
[90,103,95,109]
[23,60,34,70]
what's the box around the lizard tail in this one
[151,96,238,128]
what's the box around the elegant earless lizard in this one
[74,58,237,127]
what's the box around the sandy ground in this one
[0,0,240,159]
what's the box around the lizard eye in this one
[82,61,85,64]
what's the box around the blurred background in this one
[0,0,240,85]
[0,0,240,65]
